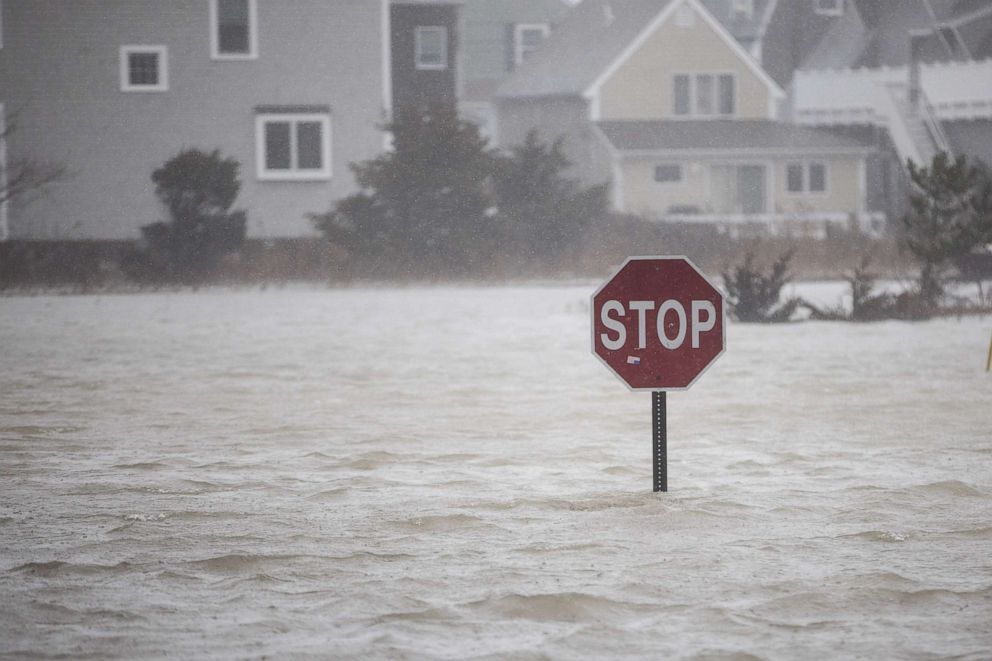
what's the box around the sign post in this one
[652,391,666,492]
[591,256,726,492]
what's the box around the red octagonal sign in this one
[592,256,726,391]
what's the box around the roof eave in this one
[611,146,875,157]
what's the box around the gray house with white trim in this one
[0,0,392,240]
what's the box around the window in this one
[718,75,735,115]
[696,74,714,115]
[673,73,735,117]
[786,163,804,193]
[514,23,549,67]
[711,164,767,214]
[813,0,844,16]
[211,0,258,59]
[809,162,827,192]
[786,162,828,194]
[415,26,448,70]
[674,75,691,116]
[654,164,683,184]
[119,46,168,92]
[255,112,331,180]
[675,5,695,28]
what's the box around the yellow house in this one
[496,0,886,236]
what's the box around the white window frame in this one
[514,23,550,67]
[415,26,448,71]
[785,161,830,196]
[814,0,844,17]
[210,0,258,60]
[119,45,169,92]
[672,72,736,118]
[654,163,684,185]
[255,113,332,181]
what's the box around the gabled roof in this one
[597,120,875,153]
[496,0,676,98]
[495,0,783,101]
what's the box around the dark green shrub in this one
[722,250,800,323]
[311,111,610,278]
[903,153,992,307]
[124,148,246,283]
[311,106,497,277]
[493,131,608,263]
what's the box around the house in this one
[791,0,992,168]
[0,1,393,241]
[0,0,578,241]
[495,0,883,236]
[457,0,574,142]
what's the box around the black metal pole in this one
[652,391,667,493]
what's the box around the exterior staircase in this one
[884,83,952,167]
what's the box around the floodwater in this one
[1,285,990,659]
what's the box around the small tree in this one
[722,250,800,322]
[493,131,608,263]
[902,153,992,307]
[312,106,498,277]
[126,148,246,282]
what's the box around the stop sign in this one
[591,256,725,390]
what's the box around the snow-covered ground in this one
[1,284,990,658]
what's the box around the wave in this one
[393,513,491,531]
[912,480,985,497]
[111,461,169,470]
[9,560,132,577]
[305,488,349,501]
[475,493,651,513]
[186,554,299,572]
[464,592,653,623]
[0,425,85,436]
[186,551,416,573]
[122,512,167,522]
[941,526,992,539]
[838,530,909,543]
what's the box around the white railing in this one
[920,96,952,155]
[793,58,992,123]
[880,83,925,165]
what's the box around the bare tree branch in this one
[1,108,71,208]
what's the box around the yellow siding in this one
[774,157,863,214]
[622,159,710,217]
[599,3,771,120]
[619,155,865,217]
